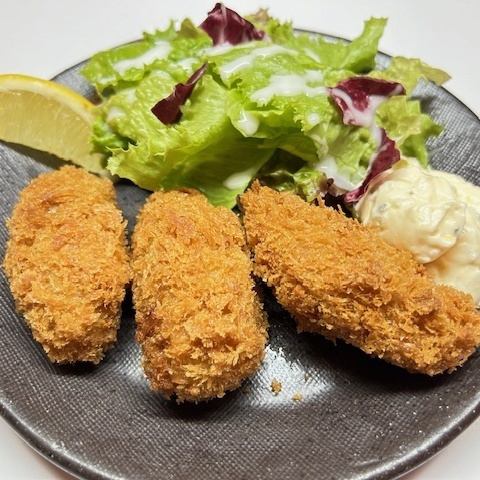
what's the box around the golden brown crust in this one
[132,190,267,402]
[3,166,130,364]
[240,183,480,375]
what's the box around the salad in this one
[82,3,449,208]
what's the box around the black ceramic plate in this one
[1,32,480,480]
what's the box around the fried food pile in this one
[131,190,267,401]
[3,166,129,363]
[240,183,480,375]
[4,169,480,402]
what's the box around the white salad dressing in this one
[223,167,258,190]
[99,75,115,85]
[204,43,236,56]
[251,70,326,105]
[236,110,259,136]
[307,113,320,127]
[113,41,172,75]
[324,85,403,190]
[122,88,137,103]
[304,48,321,63]
[150,70,171,79]
[219,45,296,79]
[358,159,480,305]
[176,57,197,71]
[330,88,395,128]
[370,124,383,146]
[106,106,124,122]
[314,156,357,191]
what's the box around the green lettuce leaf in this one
[376,96,443,165]
[106,75,274,207]
[320,124,376,183]
[83,12,448,208]
[205,27,380,188]
[372,56,450,94]
[82,20,210,94]
[100,71,177,147]
[264,17,386,73]
[91,116,129,154]
[158,75,274,206]
[258,150,327,202]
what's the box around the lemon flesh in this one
[0,74,108,176]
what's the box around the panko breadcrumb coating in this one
[132,190,267,402]
[3,166,130,364]
[240,183,480,375]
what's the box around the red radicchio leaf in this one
[329,77,405,127]
[151,3,265,125]
[151,64,207,124]
[200,3,265,46]
[344,129,400,203]
[328,76,405,202]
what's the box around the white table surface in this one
[0,1,479,479]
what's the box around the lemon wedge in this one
[0,74,108,176]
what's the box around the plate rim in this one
[1,29,480,480]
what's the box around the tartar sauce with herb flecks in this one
[357,159,480,305]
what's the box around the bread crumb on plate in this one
[271,379,282,395]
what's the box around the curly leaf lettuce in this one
[263,17,387,73]
[372,56,450,94]
[82,8,449,207]
[82,20,209,94]
[376,96,443,165]
[105,75,274,206]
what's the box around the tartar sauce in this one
[357,159,480,305]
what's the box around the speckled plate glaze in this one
[0,32,479,480]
